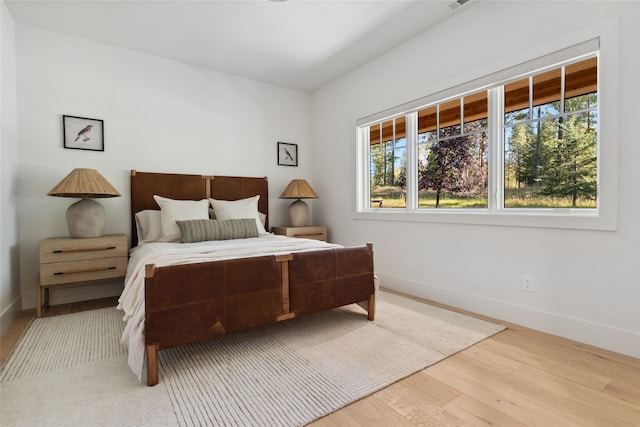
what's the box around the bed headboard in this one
[130,170,269,246]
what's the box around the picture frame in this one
[277,142,298,166]
[63,115,104,152]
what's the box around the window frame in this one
[354,33,618,231]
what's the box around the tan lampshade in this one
[48,168,121,198]
[279,179,318,199]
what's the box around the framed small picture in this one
[63,115,104,151]
[278,142,298,166]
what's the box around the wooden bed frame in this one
[130,170,376,386]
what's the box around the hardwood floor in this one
[2,292,638,426]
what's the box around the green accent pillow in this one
[176,218,259,243]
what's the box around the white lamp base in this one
[288,199,309,227]
[66,198,105,238]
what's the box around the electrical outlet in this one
[522,275,534,292]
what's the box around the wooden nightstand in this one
[37,234,128,317]
[271,226,327,242]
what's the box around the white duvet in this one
[117,234,343,381]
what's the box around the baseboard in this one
[378,272,640,359]
[0,294,23,336]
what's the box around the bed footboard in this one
[288,244,375,318]
[144,244,375,386]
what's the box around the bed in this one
[119,170,376,386]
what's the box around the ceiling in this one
[5,0,468,93]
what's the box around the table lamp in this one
[279,179,318,227]
[48,168,121,238]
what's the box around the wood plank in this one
[511,364,640,426]
[604,379,640,407]
[487,329,640,387]
[427,353,593,426]
[476,335,611,391]
[497,323,640,370]
[309,394,421,427]
[442,394,528,427]
[374,372,466,426]
[457,344,522,374]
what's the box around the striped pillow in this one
[176,218,259,243]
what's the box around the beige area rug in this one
[0,291,504,426]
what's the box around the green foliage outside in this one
[504,187,596,208]
[369,186,406,208]
[370,187,487,209]
[370,186,595,209]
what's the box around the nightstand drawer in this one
[40,235,128,264]
[40,257,128,286]
[271,226,328,242]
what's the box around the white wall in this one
[0,1,21,334]
[312,1,640,357]
[15,24,315,308]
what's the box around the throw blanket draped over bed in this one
[118,235,343,380]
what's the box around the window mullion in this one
[488,87,503,213]
[358,127,371,211]
[406,113,418,211]
[528,76,533,121]
[560,65,566,113]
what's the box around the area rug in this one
[0,291,504,426]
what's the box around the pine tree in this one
[538,113,597,206]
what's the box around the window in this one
[356,39,602,226]
[503,57,598,208]
[368,117,407,208]
[417,92,488,208]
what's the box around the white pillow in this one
[153,195,209,242]
[134,210,163,243]
[209,195,268,235]
[210,208,267,227]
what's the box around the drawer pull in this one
[54,266,117,275]
[293,233,324,237]
[52,246,117,254]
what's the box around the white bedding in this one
[117,234,343,381]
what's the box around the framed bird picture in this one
[277,142,298,166]
[63,115,104,152]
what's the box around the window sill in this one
[353,208,615,231]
